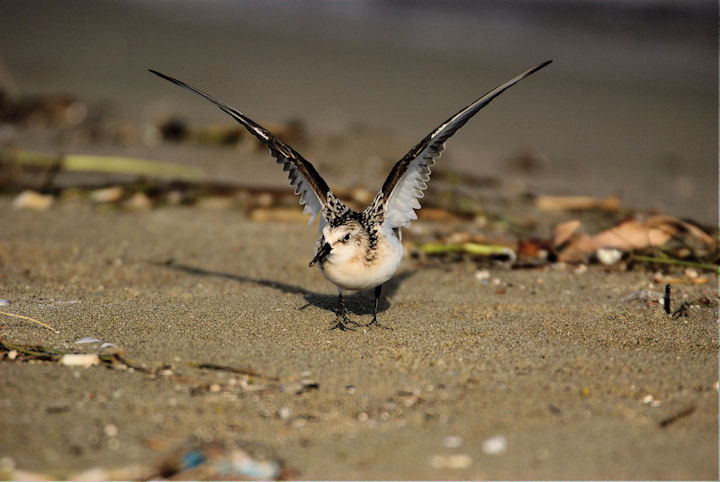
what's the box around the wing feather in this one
[149,69,331,226]
[380,60,552,228]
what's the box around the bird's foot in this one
[329,313,360,331]
[364,316,393,330]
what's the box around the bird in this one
[149,60,551,331]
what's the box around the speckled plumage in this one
[150,60,551,330]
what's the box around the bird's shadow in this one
[155,261,416,317]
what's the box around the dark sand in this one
[1,199,717,480]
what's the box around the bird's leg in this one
[365,284,392,330]
[330,290,359,331]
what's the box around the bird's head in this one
[309,220,369,267]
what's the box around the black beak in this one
[309,242,332,267]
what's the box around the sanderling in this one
[150,60,551,330]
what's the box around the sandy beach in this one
[0,1,717,479]
[1,197,717,479]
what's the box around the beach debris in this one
[481,435,507,455]
[0,310,59,333]
[12,190,54,210]
[553,220,581,246]
[634,255,717,273]
[60,353,100,368]
[74,337,101,344]
[474,269,490,283]
[90,186,124,203]
[652,269,709,285]
[442,435,464,448]
[157,442,284,480]
[0,92,87,127]
[282,379,320,395]
[670,300,695,318]
[1,149,205,181]
[0,337,61,361]
[190,362,279,381]
[596,247,623,265]
[157,117,189,142]
[536,194,620,212]
[0,299,11,306]
[663,284,671,314]
[420,242,516,263]
[659,404,696,428]
[554,215,716,263]
[125,192,153,210]
[152,116,304,148]
[641,394,662,408]
[2,441,286,481]
[103,424,119,438]
[429,454,473,469]
[516,239,547,259]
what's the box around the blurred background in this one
[0,0,716,224]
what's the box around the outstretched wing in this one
[379,60,552,229]
[149,69,333,226]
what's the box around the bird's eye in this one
[343,233,351,241]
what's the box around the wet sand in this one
[1,200,717,480]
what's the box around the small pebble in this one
[596,247,623,265]
[104,424,118,437]
[60,354,99,368]
[7,350,18,361]
[90,186,123,203]
[13,190,54,210]
[209,384,221,392]
[475,270,490,282]
[277,407,291,419]
[481,435,507,455]
[125,192,152,210]
[573,264,588,275]
[684,268,698,279]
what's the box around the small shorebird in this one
[150,60,551,330]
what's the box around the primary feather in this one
[148,69,334,227]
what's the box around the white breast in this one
[318,227,403,291]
